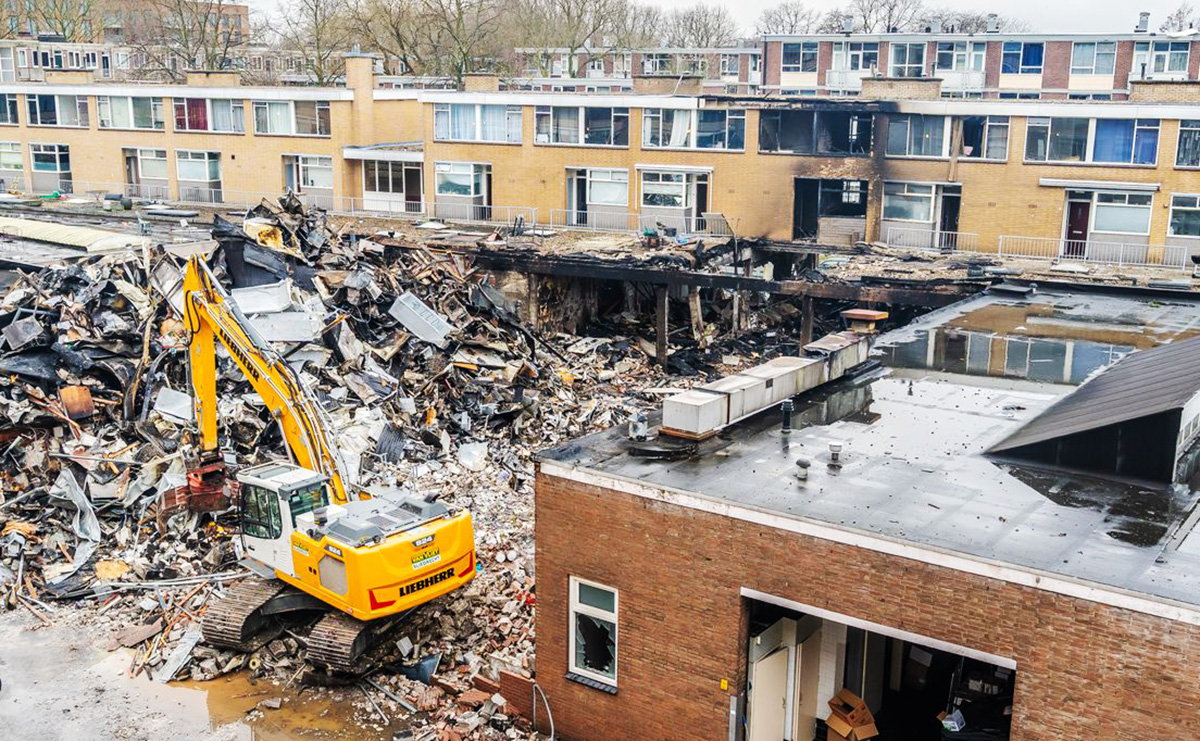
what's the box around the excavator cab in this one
[235,462,330,576]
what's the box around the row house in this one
[3,61,1200,271]
[763,12,1200,101]
[513,47,763,94]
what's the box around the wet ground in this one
[0,611,395,741]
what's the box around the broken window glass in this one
[571,578,617,683]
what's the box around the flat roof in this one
[540,287,1200,617]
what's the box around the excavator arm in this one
[181,254,353,504]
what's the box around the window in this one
[1170,194,1200,237]
[835,42,878,71]
[642,171,687,208]
[297,155,332,189]
[1092,119,1158,165]
[883,182,934,221]
[137,149,167,180]
[365,160,418,194]
[782,42,818,73]
[642,108,691,148]
[1024,117,1089,162]
[586,168,627,206]
[0,142,22,170]
[1071,42,1116,75]
[175,98,243,132]
[960,116,1008,160]
[534,106,625,146]
[30,144,70,177]
[696,110,744,150]
[294,101,331,136]
[434,103,522,143]
[241,484,282,539]
[211,99,244,132]
[936,41,984,72]
[0,94,16,125]
[1180,121,1200,167]
[254,100,290,134]
[1002,42,1043,74]
[886,114,946,157]
[890,43,925,78]
[176,150,220,182]
[98,96,165,130]
[435,162,484,196]
[720,54,739,75]
[26,95,87,126]
[1135,41,1190,76]
[569,577,617,686]
[1093,192,1152,234]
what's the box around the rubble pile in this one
[0,196,826,738]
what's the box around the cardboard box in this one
[827,688,874,727]
[851,721,879,740]
[825,713,855,738]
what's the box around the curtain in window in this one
[667,109,690,147]
[1093,119,1134,163]
[434,107,449,140]
[1133,125,1158,165]
[505,108,522,143]
[56,95,78,126]
[187,98,207,130]
[132,97,154,128]
[553,107,579,143]
[985,124,1008,159]
[480,105,506,142]
[178,157,208,181]
[212,100,233,132]
[450,103,475,140]
[268,102,289,134]
[110,98,132,128]
[294,101,317,134]
[911,116,943,156]
[1178,124,1200,166]
[1094,203,1150,233]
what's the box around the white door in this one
[748,647,790,741]
[241,484,295,576]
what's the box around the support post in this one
[526,274,540,330]
[655,285,669,367]
[688,286,704,347]
[801,295,815,345]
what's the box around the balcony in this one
[824,68,872,91]
[937,69,986,91]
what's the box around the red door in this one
[1065,201,1090,258]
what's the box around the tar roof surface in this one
[541,287,1200,610]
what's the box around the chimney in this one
[841,14,854,34]
[1136,11,1150,33]
[986,13,1000,33]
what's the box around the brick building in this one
[533,286,1200,740]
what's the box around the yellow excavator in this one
[180,254,476,672]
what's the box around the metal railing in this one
[887,226,981,252]
[997,235,1189,269]
[431,202,536,228]
[547,208,735,237]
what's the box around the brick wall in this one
[816,42,832,88]
[1130,80,1200,103]
[860,77,942,100]
[1041,41,1072,93]
[1114,40,1134,94]
[763,42,780,87]
[985,41,1002,93]
[533,469,1200,741]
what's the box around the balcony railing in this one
[823,68,872,90]
[432,202,536,228]
[998,235,1188,269]
[937,69,987,90]
[887,226,980,252]
[548,209,735,237]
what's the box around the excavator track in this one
[201,577,290,652]
[306,610,401,675]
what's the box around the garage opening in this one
[743,594,1015,741]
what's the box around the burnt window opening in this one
[820,180,868,217]
[959,115,1010,160]
[760,110,873,155]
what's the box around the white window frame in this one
[136,148,168,180]
[568,576,618,686]
[1091,192,1153,236]
[960,115,1009,161]
[890,43,925,78]
[641,170,689,209]
[585,168,628,206]
[97,96,165,130]
[882,181,935,223]
[174,98,244,133]
[1070,41,1117,75]
[1002,42,1044,74]
[0,141,23,170]
[1024,117,1160,165]
[534,105,628,147]
[720,54,739,75]
[175,149,220,183]
[434,161,485,197]
[0,93,16,125]
[1169,194,1200,238]
[886,114,949,158]
[781,42,818,73]
[30,143,70,173]
[26,94,87,127]
[1137,41,1190,75]
[296,154,332,189]
[936,41,970,72]
[433,103,521,144]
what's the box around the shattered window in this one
[570,577,617,685]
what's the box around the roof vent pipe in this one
[985,13,1000,33]
[1136,12,1150,32]
[781,398,794,434]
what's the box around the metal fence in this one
[886,226,981,252]
[547,208,735,237]
[997,235,1188,269]
[431,203,537,228]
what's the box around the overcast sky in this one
[252,0,1191,36]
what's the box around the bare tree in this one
[23,0,103,41]
[421,0,504,87]
[608,1,663,48]
[277,0,353,85]
[849,0,924,33]
[345,0,427,75]
[755,1,822,35]
[1161,3,1197,32]
[125,0,242,81]
[511,0,630,76]
[662,2,742,48]
[916,7,1031,33]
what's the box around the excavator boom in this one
[181,255,352,504]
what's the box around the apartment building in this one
[3,58,1200,270]
[513,46,764,94]
[763,11,1200,100]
